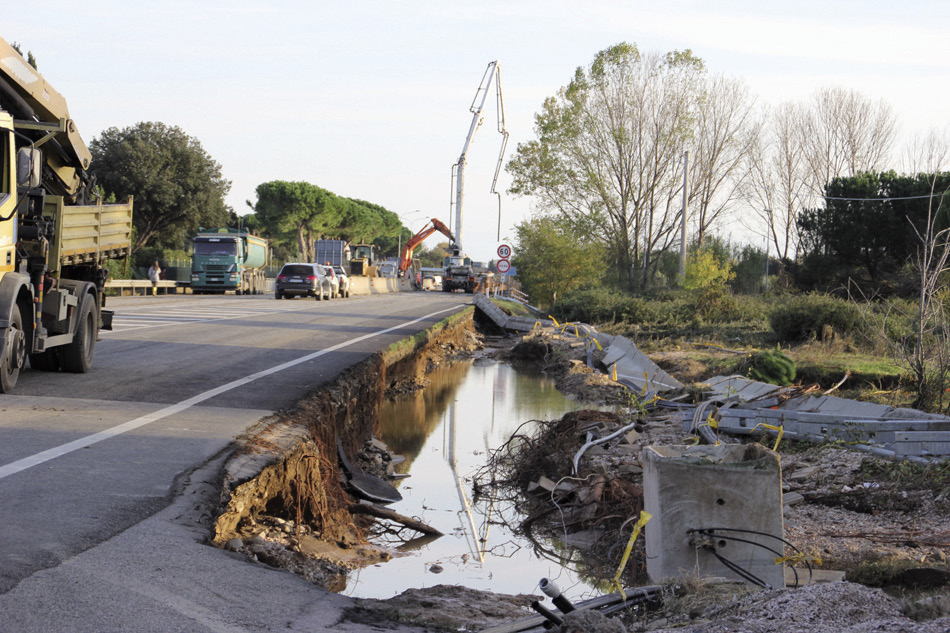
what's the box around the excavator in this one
[398,218,454,284]
[0,36,133,392]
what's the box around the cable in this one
[822,192,950,202]
[688,527,812,589]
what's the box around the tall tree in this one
[89,122,230,251]
[690,74,758,244]
[745,101,812,260]
[801,86,897,195]
[507,43,707,291]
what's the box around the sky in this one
[5,1,950,262]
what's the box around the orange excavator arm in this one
[399,218,454,273]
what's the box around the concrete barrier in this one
[347,277,413,296]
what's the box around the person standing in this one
[148,261,161,296]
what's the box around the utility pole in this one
[678,150,689,281]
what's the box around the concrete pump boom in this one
[450,60,508,254]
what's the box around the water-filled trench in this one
[342,357,609,599]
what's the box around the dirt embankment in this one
[210,309,480,589]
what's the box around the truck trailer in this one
[0,35,133,392]
[314,239,349,268]
[190,228,268,294]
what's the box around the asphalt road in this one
[0,291,467,632]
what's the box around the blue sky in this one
[6,1,949,261]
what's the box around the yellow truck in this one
[0,36,132,392]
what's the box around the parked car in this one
[321,265,341,298]
[274,263,332,300]
[331,265,351,298]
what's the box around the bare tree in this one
[902,126,950,175]
[800,86,897,195]
[690,74,758,244]
[744,101,811,260]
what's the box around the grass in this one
[490,297,536,317]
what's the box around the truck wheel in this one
[62,294,97,373]
[0,306,26,393]
[29,350,61,372]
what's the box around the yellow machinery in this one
[0,35,133,392]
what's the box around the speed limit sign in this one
[496,259,511,274]
[497,244,512,259]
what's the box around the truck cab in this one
[190,228,268,295]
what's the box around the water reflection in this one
[343,359,604,599]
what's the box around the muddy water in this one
[342,358,608,599]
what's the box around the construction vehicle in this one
[445,61,508,291]
[398,218,454,284]
[349,242,380,277]
[0,36,133,392]
[190,228,268,294]
[442,252,477,293]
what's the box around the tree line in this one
[507,42,947,296]
[88,122,406,268]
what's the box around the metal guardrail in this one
[104,280,183,296]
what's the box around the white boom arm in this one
[451,61,508,254]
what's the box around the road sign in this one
[496,259,511,274]
[497,244,512,259]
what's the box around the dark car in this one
[274,263,331,300]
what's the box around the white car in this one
[321,265,341,298]
[331,265,351,298]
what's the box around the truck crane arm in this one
[0,36,94,202]
[398,218,454,274]
[450,61,507,254]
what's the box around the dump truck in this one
[0,35,133,392]
[190,228,268,294]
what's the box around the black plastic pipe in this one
[539,578,575,614]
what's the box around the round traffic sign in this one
[497,244,512,259]
[496,259,511,273]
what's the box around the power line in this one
[822,192,949,202]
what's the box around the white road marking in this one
[104,302,320,333]
[0,305,462,480]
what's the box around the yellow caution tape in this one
[751,423,785,452]
[573,324,579,337]
[612,511,652,599]
[549,315,560,328]
[774,554,822,565]
[612,364,618,381]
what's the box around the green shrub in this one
[770,293,861,342]
[554,288,655,324]
[744,348,797,385]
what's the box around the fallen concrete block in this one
[643,443,785,589]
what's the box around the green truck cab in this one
[190,228,268,294]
